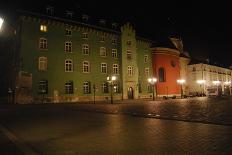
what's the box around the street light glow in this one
[0,17,4,30]
[147,78,157,84]
[112,76,116,81]
[196,80,205,84]
[177,79,185,84]
[212,80,220,85]
[224,81,231,85]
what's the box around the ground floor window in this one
[65,81,73,94]
[83,81,91,94]
[38,80,48,94]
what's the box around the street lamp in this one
[213,80,220,95]
[196,80,205,96]
[0,17,4,31]
[107,75,117,104]
[147,77,157,101]
[177,79,185,98]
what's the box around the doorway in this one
[127,87,134,99]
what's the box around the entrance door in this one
[127,87,134,99]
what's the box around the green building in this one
[13,9,153,103]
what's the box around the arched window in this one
[159,67,165,82]
[38,57,47,71]
[65,59,73,72]
[39,38,47,49]
[83,61,90,73]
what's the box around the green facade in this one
[16,13,153,103]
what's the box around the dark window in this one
[65,81,73,94]
[102,82,109,93]
[159,67,165,82]
[38,80,48,94]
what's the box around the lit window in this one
[100,35,105,42]
[38,80,48,94]
[40,25,47,32]
[83,61,90,73]
[65,28,72,36]
[82,33,88,39]
[128,66,133,76]
[101,63,107,74]
[112,38,117,44]
[83,81,91,94]
[38,57,47,71]
[65,81,73,94]
[145,68,149,77]
[159,67,165,82]
[113,83,119,93]
[39,38,47,49]
[82,44,89,55]
[102,82,109,93]
[112,49,117,58]
[65,41,72,53]
[65,59,73,72]
[127,50,132,60]
[113,64,119,74]
[100,47,107,57]
[144,55,148,63]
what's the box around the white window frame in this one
[128,66,133,76]
[83,61,90,73]
[113,64,119,74]
[82,33,88,39]
[100,47,107,57]
[65,59,73,72]
[39,38,47,50]
[65,41,72,53]
[82,44,89,55]
[101,63,107,74]
[112,49,117,58]
[83,81,91,94]
[38,57,47,71]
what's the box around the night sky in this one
[1,0,232,67]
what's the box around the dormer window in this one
[82,15,89,22]
[99,19,106,26]
[112,23,118,29]
[66,11,74,19]
[46,6,54,16]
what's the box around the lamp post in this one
[196,80,205,96]
[213,80,220,95]
[147,77,157,101]
[0,17,4,31]
[107,75,116,104]
[177,79,185,98]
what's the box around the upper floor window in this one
[83,61,90,73]
[159,67,165,82]
[101,63,107,74]
[38,57,47,71]
[66,11,73,18]
[65,81,73,94]
[65,28,72,36]
[144,55,148,63]
[127,40,131,46]
[82,44,89,55]
[40,25,47,32]
[126,50,132,60]
[65,59,73,72]
[82,33,88,39]
[39,38,47,49]
[83,81,91,94]
[112,49,117,58]
[102,82,109,93]
[38,80,48,94]
[112,38,117,44]
[100,35,105,42]
[113,64,119,74]
[145,68,149,77]
[65,41,72,53]
[100,47,107,57]
[128,66,133,76]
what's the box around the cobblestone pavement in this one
[0,105,232,155]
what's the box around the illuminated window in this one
[82,44,89,55]
[113,64,119,74]
[112,49,117,58]
[65,59,73,72]
[38,57,47,71]
[65,41,72,53]
[127,50,132,60]
[82,33,88,39]
[38,80,48,94]
[159,67,165,82]
[40,25,47,32]
[145,68,149,77]
[83,81,91,94]
[102,82,109,93]
[65,81,73,94]
[128,66,133,76]
[100,47,107,57]
[101,63,107,73]
[39,38,47,49]
[144,55,148,63]
[83,61,90,73]
[65,28,72,36]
